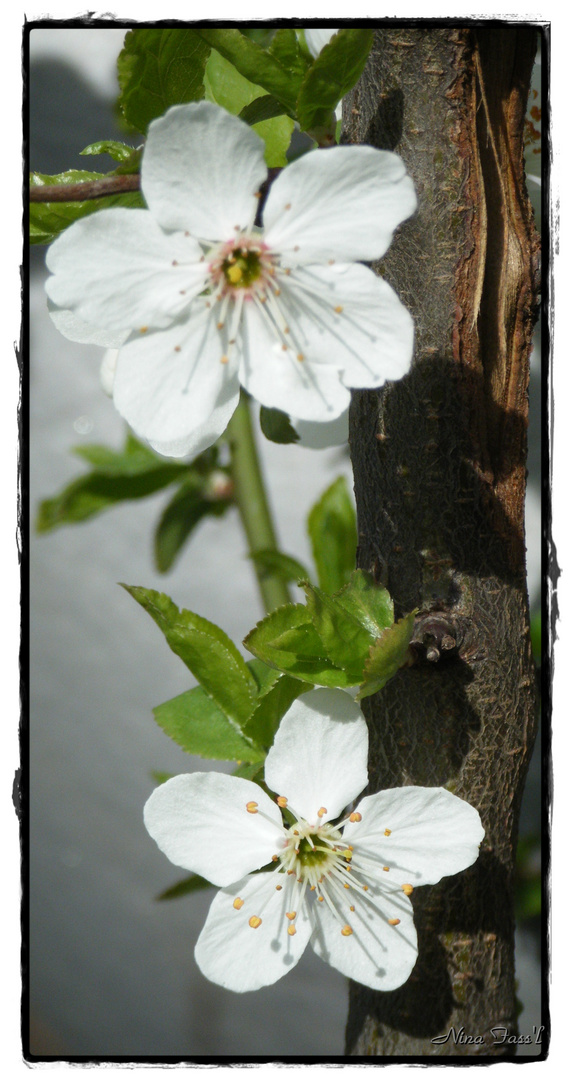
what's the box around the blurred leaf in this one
[157,873,213,901]
[117,29,210,133]
[297,29,374,133]
[153,684,264,762]
[124,586,258,728]
[307,476,357,594]
[238,94,289,125]
[154,477,230,573]
[29,170,144,245]
[249,549,310,585]
[36,434,188,532]
[80,140,137,163]
[358,611,417,700]
[198,28,300,113]
[244,603,353,687]
[204,49,294,167]
[259,405,300,444]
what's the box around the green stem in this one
[226,392,291,613]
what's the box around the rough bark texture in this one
[344,26,540,1058]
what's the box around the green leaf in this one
[154,478,229,574]
[307,476,357,594]
[238,95,289,125]
[124,586,258,728]
[268,29,311,78]
[157,873,213,901]
[296,29,374,133]
[246,658,282,696]
[153,685,264,762]
[29,170,144,245]
[259,405,300,444]
[244,604,352,687]
[327,569,394,639]
[80,140,137,163]
[358,611,417,700]
[117,29,211,133]
[302,583,376,683]
[204,49,294,167]
[243,673,309,749]
[198,28,300,113]
[36,435,189,533]
[249,549,310,586]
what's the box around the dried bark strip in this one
[344,25,540,1058]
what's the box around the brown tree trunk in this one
[345,25,540,1057]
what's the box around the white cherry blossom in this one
[144,688,484,992]
[46,101,416,459]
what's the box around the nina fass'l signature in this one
[431,1025,545,1047]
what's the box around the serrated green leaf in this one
[117,29,210,133]
[198,28,300,113]
[243,673,309,749]
[204,49,294,167]
[307,476,357,594]
[249,549,310,585]
[259,405,300,444]
[246,658,282,696]
[158,873,213,901]
[154,479,229,574]
[124,586,258,728]
[80,140,137,163]
[244,604,352,687]
[297,29,374,133]
[153,685,264,762]
[328,569,394,639]
[358,611,417,700]
[303,581,377,682]
[29,170,144,245]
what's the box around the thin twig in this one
[29,174,141,203]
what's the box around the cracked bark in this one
[344,26,540,1057]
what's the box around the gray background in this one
[28,26,543,1059]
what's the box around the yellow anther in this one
[277,796,288,808]
[255,190,262,199]
[249,916,262,929]
[271,855,278,862]
[284,203,292,210]
[281,344,288,351]
[139,326,148,334]
[349,905,355,912]
[362,885,369,892]
[343,883,350,890]
[388,918,401,926]
[341,925,353,936]
[384,828,392,836]
[233,897,244,910]
[287,924,296,936]
[217,321,224,330]
[310,885,316,891]
[341,849,353,860]
[383,866,390,872]
[220,355,229,364]
[349,812,362,822]
[317,807,327,818]
[293,830,299,836]
[318,896,324,902]
[246,801,258,814]
[287,869,295,876]
[297,353,305,362]
[276,885,282,891]
[274,288,281,296]
[286,911,296,921]
[402,884,414,896]
[227,264,243,284]
[174,346,181,353]
[334,305,344,314]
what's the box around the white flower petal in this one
[142,101,268,241]
[291,409,349,448]
[238,300,350,422]
[143,773,284,887]
[344,787,485,887]
[100,349,118,396]
[284,262,414,388]
[195,871,312,992]
[47,302,128,349]
[305,28,339,58]
[112,306,240,459]
[263,145,417,265]
[264,688,368,824]
[46,208,207,334]
[310,878,418,990]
